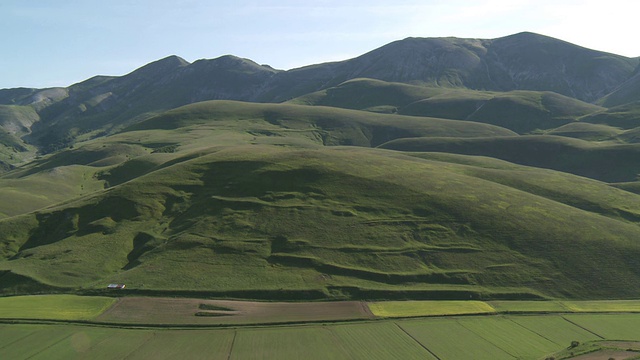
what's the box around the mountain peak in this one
[125,55,190,79]
[199,55,281,73]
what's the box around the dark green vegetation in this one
[2,32,640,301]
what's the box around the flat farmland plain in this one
[395,314,638,360]
[3,314,640,359]
[0,324,236,360]
[509,315,602,345]
[563,314,640,339]
[328,322,437,359]
[4,296,640,359]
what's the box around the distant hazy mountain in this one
[599,66,640,107]
[265,32,638,102]
[0,32,638,160]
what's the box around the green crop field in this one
[3,313,640,359]
[509,316,602,345]
[563,314,640,340]
[113,330,236,360]
[0,325,92,360]
[397,318,516,359]
[452,316,562,358]
[231,327,350,359]
[329,322,436,359]
[0,325,236,360]
[0,295,116,320]
[396,314,635,360]
[230,324,434,360]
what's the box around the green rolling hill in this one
[1,32,638,165]
[291,79,605,134]
[2,33,640,301]
[379,135,640,183]
[1,101,640,300]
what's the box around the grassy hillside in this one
[545,122,623,141]
[2,146,640,298]
[2,101,640,300]
[290,79,605,134]
[0,105,39,166]
[0,165,106,219]
[581,101,640,129]
[599,70,640,107]
[7,98,511,221]
[380,135,640,182]
[288,78,447,113]
[127,100,517,146]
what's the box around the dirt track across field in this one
[568,349,639,360]
[95,297,374,325]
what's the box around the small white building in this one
[107,283,126,289]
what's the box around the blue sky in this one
[1,0,637,89]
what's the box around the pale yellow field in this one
[368,300,496,318]
[561,300,640,312]
[0,295,116,320]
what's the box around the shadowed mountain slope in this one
[291,78,605,134]
[599,65,640,107]
[379,135,640,182]
[23,55,279,153]
[266,32,638,103]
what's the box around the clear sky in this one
[1,0,637,89]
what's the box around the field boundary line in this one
[393,322,442,360]
[561,316,605,339]
[0,329,38,350]
[507,317,561,346]
[227,330,237,360]
[94,297,123,320]
[4,310,640,330]
[455,319,519,359]
[0,316,379,330]
[359,301,375,318]
[122,331,156,360]
[24,333,73,360]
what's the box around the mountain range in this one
[1,32,639,160]
[1,32,640,300]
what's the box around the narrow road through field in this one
[227,330,237,360]
[561,316,605,339]
[25,333,73,360]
